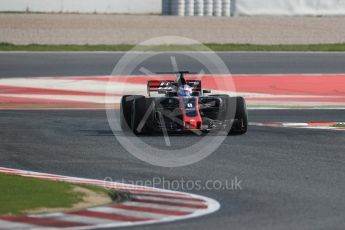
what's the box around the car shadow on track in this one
[80,129,244,137]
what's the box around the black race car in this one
[120,71,248,135]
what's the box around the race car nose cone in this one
[190,119,197,128]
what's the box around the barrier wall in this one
[1,0,345,16]
[236,0,345,16]
[0,0,161,14]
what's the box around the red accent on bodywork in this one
[148,80,162,88]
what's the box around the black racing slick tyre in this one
[229,97,248,135]
[131,97,155,134]
[120,95,137,132]
[120,95,150,133]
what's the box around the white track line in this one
[87,207,169,219]
[250,122,345,131]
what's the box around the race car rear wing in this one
[147,80,202,96]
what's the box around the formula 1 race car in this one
[120,71,248,135]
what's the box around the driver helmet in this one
[177,84,192,97]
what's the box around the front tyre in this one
[229,97,248,135]
[120,95,135,132]
[131,97,154,134]
[120,95,149,133]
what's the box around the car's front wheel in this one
[229,97,248,135]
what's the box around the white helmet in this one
[177,84,192,97]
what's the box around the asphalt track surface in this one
[1,52,345,77]
[1,52,345,230]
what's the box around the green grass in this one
[1,42,345,52]
[0,43,135,52]
[0,174,127,215]
[206,43,345,52]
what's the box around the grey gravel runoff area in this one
[1,14,345,45]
